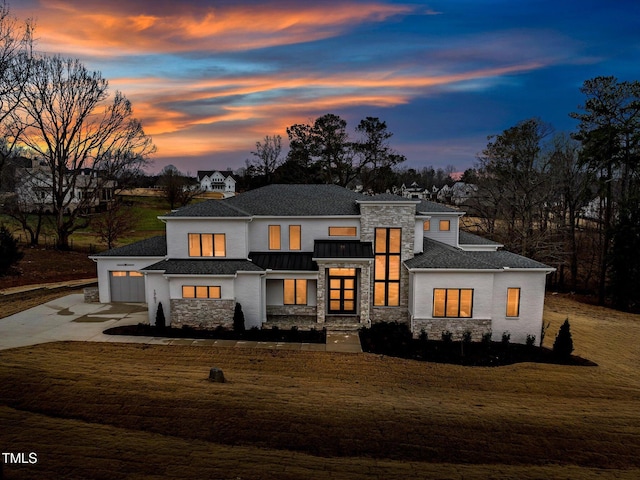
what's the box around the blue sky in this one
[14,0,640,174]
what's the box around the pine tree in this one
[0,225,24,276]
[155,302,166,331]
[233,302,245,333]
[553,318,574,359]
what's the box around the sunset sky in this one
[13,0,640,174]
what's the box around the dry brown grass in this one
[1,294,640,479]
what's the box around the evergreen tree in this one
[0,224,23,275]
[155,302,166,331]
[553,319,574,359]
[233,302,245,333]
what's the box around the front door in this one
[328,268,357,314]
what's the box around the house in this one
[90,184,554,345]
[197,170,236,197]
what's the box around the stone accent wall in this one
[170,299,235,329]
[84,287,100,303]
[316,260,372,325]
[412,318,491,341]
[266,305,317,317]
[359,203,416,325]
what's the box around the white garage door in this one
[109,271,145,302]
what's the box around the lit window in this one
[506,288,520,317]
[284,279,307,305]
[269,225,281,250]
[188,234,226,257]
[328,226,357,236]
[182,285,221,299]
[112,271,127,277]
[423,220,430,231]
[439,220,450,231]
[289,225,301,250]
[328,268,357,313]
[433,288,473,318]
[374,228,401,306]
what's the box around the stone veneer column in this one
[316,260,372,324]
[359,201,417,325]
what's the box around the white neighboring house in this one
[14,159,115,213]
[90,184,554,345]
[197,170,236,197]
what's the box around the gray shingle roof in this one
[313,240,373,259]
[458,230,502,246]
[165,184,457,218]
[91,235,167,257]
[358,193,419,202]
[249,252,317,271]
[142,259,263,275]
[405,238,552,270]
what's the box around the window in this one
[284,279,307,305]
[433,289,473,318]
[289,225,301,250]
[328,268,357,313]
[506,288,521,317]
[439,220,450,231]
[423,220,430,231]
[328,226,357,237]
[182,285,221,299]
[374,228,401,306]
[269,225,281,250]
[188,233,226,257]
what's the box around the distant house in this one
[91,184,554,345]
[197,170,236,197]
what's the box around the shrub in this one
[481,331,492,343]
[462,330,472,343]
[155,302,166,330]
[526,334,536,347]
[501,331,511,346]
[441,330,453,343]
[233,302,245,333]
[0,225,23,276]
[553,318,574,359]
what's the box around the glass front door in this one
[328,268,357,314]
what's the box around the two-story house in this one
[91,184,553,345]
[197,170,236,197]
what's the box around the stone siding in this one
[170,299,235,329]
[359,203,415,325]
[266,305,317,317]
[412,318,491,341]
[84,287,100,303]
[316,260,372,325]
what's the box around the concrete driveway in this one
[0,294,362,352]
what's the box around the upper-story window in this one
[374,228,401,306]
[439,220,450,231]
[289,225,301,250]
[506,288,521,317]
[188,233,226,257]
[269,225,281,250]
[328,226,357,237]
[423,220,430,231]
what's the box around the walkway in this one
[0,294,362,353]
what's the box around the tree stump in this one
[209,367,225,383]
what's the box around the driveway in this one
[0,294,362,352]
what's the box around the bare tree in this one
[0,2,32,190]
[16,55,155,249]
[248,134,282,184]
[158,164,201,210]
[92,199,138,249]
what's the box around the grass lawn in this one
[1,294,640,479]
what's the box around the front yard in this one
[1,294,639,479]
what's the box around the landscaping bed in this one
[359,322,596,366]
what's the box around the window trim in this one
[433,288,473,318]
[188,233,226,257]
[506,287,521,317]
[182,285,221,299]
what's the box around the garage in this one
[109,271,145,302]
